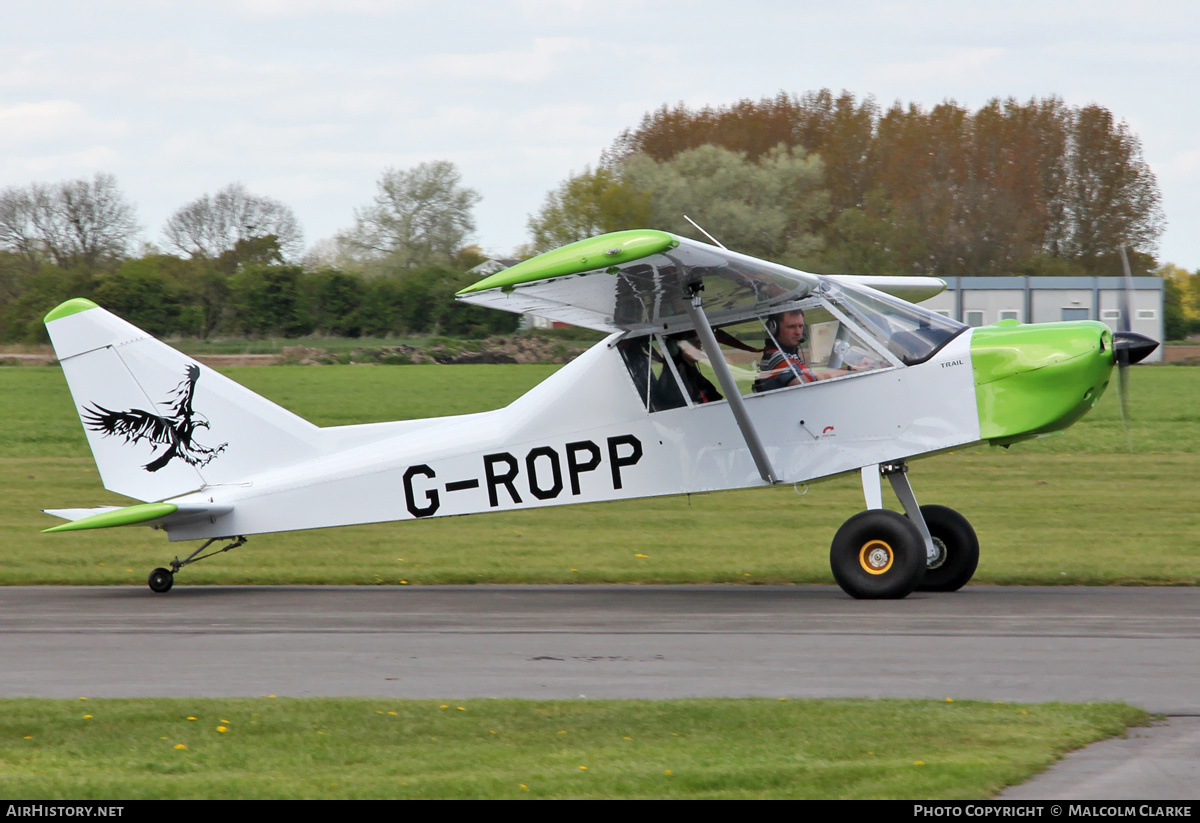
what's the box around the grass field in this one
[2,364,1198,586]
[0,697,1147,799]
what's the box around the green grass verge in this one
[2,366,1198,586]
[0,697,1147,799]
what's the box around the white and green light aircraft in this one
[40,230,1157,598]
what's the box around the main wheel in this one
[148,567,174,593]
[913,505,979,592]
[830,510,926,599]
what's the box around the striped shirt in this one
[755,345,815,392]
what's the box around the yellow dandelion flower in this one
[187,716,197,721]
[24,736,32,740]
[664,770,673,775]
[457,707,465,711]
[220,719,230,723]
[914,760,925,765]
[174,744,187,750]
[440,704,448,709]
[635,553,648,558]
[579,766,587,770]
[217,726,228,733]
[83,714,92,719]
[520,784,529,791]
[623,736,632,740]
[945,698,954,702]
[78,697,87,701]
[388,711,398,716]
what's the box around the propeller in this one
[1112,247,1159,441]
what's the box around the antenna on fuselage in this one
[683,215,726,249]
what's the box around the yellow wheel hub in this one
[859,540,894,575]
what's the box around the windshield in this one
[819,279,966,365]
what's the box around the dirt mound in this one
[281,335,592,366]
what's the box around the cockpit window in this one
[617,335,722,412]
[617,278,960,410]
[820,280,966,365]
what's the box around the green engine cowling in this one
[971,320,1115,446]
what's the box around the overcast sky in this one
[3,0,1197,270]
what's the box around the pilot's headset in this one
[765,310,807,344]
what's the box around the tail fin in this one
[45,299,322,502]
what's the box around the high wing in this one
[457,230,945,330]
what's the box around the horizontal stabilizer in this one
[42,502,233,533]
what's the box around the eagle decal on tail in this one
[82,365,228,472]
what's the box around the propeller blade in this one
[1111,248,1159,450]
[1116,338,1131,441]
[1118,247,1135,335]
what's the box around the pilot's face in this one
[777,313,805,348]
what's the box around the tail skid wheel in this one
[913,505,979,592]
[830,509,925,599]
[148,567,174,593]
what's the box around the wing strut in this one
[684,287,779,485]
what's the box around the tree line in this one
[535,91,1165,279]
[0,164,513,342]
[1,90,1197,342]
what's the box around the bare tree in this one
[163,183,303,261]
[337,161,481,269]
[0,173,139,268]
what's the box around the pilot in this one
[755,310,818,392]
[754,309,872,391]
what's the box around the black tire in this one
[913,505,979,592]
[830,510,926,599]
[148,567,174,593]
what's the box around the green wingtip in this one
[43,503,178,533]
[457,230,678,295]
[44,298,99,324]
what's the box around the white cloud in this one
[872,48,1007,86]
[203,0,418,20]
[0,146,124,183]
[0,101,128,150]
[421,37,587,84]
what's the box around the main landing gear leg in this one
[882,463,979,592]
[147,536,248,594]
[831,463,979,599]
